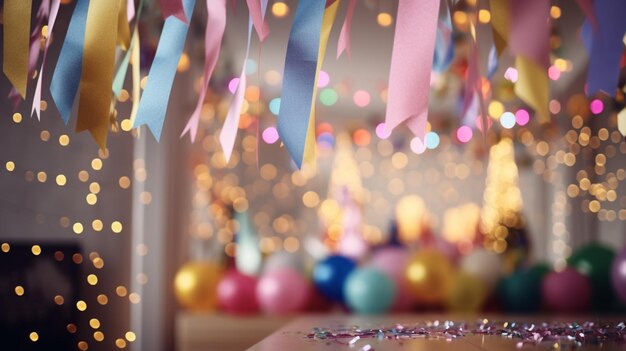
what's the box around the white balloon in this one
[460,249,502,292]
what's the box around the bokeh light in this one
[262,127,280,144]
[228,78,240,94]
[500,112,516,129]
[425,132,440,149]
[456,126,473,143]
[410,137,426,154]
[317,70,330,88]
[353,90,371,107]
[269,98,281,115]
[375,123,391,139]
[272,2,289,18]
[590,99,603,114]
[515,109,530,126]
[320,88,338,106]
[377,12,393,27]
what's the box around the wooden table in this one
[248,314,625,351]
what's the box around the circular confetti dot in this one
[425,132,440,149]
[456,126,473,143]
[262,127,280,144]
[319,88,338,106]
[269,98,281,115]
[590,99,603,114]
[353,90,371,107]
[228,77,240,94]
[410,137,426,154]
[317,70,330,88]
[515,109,530,126]
[500,112,516,129]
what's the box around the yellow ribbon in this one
[618,107,626,137]
[117,0,131,51]
[302,0,341,167]
[76,0,120,149]
[489,0,510,57]
[3,0,32,98]
[129,27,141,127]
[514,56,549,123]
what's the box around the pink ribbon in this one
[336,0,355,59]
[128,0,136,22]
[384,0,440,141]
[32,0,60,120]
[180,0,227,141]
[509,1,549,68]
[246,0,269,42]
[159,0,188,23]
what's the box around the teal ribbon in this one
[50,0,89,124]
[277,0,325,168]
[112,0,145,97]
[133,0,195,140]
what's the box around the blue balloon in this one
[313,255,356,302]
[344,268,396,314]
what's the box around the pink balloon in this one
[217,270,259,315]
[542,268,591,313]
[257,268,310,315]
[612,247,626,303]
[369,247,414,311]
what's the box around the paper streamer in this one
[3,0,33,98]
[575,0,599,32]
[159,0,188,23]
[618,107,626,137]
[302,0,340,166]
[133,0,196,140]
[117,0,131,51]
[128,0,136,21]
[337,0,356,59]
[247,0,269,42]
[276,0,326,168]
[129,29,142,125]
[50,0,90,124]
[433,1,454,73]
[384,0,440,141]
[181,0,227,142]
[509,0,550,123]
[31,0,61,120]
[76,0,120,149]
[585,0,626,96]
[113,0,146,97]
[489,0,510,57]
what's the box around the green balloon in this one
[567,244,615,309]
[499,268,543,313]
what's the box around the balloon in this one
[174,261,223,311]
[542,268,591,313]
[568,243,616,308]
[461,249,502,292]
[612,247,626,303]
[312,255,356,302]
[499,268,543,313]
[256,268,309,314]
[217,270,259,315]
[344,268,396,314]
[263,251,307,274]
[369,247,413,311]
[445,271,487,313]
[405,250,454,305]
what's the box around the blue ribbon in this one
[277,0,325,168]
[133,0,196,140]
[585,0,626,96]
[432,3,454,73]
[50,0,90,124]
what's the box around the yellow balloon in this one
[445,271,487,313]
[405,250,453,305]
[174,261,223,311]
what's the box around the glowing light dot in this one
[245,58,258,75]
[504,67,518,83]
[125,332,136,342]
[262,127,280,144]
[425,132,440,149]
[488,101,504,119]
[500,112,516,129]
[550,5,562,19]
[92,219,103,231]
[317,70,330,88]
[269,98,281,115]
[121,119,132,131]
[86,193,97,205]
[91,158,103,170]
[319,88,338,106]
[410,137,426,154]
[87,274,98,285]
[59,134,70,146]
[111,221,123,233]
[76,300,87,311]
[89,318,101,329]
[548,65,561,80]
[73,222,84,234]
[590,99,603,114]
[377,12,393,27]
[30,332,39,342]
[353,90,370,107]
[456,126,473,143]
[31,245,41,255]
[228,78,240,94]
[264,70,281,85]
[353,129,371,146]
[478,9,491,23]
[6,161,15,171]
[375,123,391,139]
[515,109,530,126]
[56,174,67,186]
[272,2,289,18]
[12,112,22,123]
[15,285,25,296]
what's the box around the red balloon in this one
[542,268,591,313]
[217,270,259,315]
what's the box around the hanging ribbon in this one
[337,0,356,60]
[247,0,270,42]
[129,29,142,125]
[575,0,599,32]
[159,0,188,23]
[76,0,120,149]
[489,0,510,57]
[276,0,326,168]
[433,1,454,73]
[585,0,626,96]
[133,0,196,140]
[113,0,146,97]
[128,0,136,21]
[509,0,550,123]
[31,0,61,120]
[384,0,440,142]
[302,0,340,166]
[181,0,227,142]
[50,0,90,124]
[3,0,33,99]
[117,0,131,51]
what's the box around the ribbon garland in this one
[31,0,61,120]
[384,0,440,143]
[3,0,33,99]
[113,0,146,98]
[489,0,510,57]
[117,0,131,51]
[159,0,188,23]
[76,0,121,149]
[181,0,228,142]
[133,0,196,140]
[337,0,356,60]
[276,0,326,168]
[50,0,90,125]
[247,0,270,42]
[509,0,550,123]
